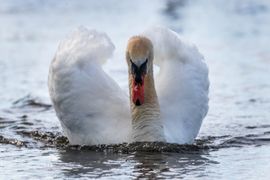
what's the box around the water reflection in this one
[58,150,129,178]
[132,152,169,179]
[133,151,217,179]
[58,149,217,179]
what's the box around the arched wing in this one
[48,27,131,145]
[143,27,209,144]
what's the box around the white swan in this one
[48,26,209,145]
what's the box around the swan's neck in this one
[129,71,165,142]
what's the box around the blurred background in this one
[0,0,270,179]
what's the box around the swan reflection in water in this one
[57,148,216,179]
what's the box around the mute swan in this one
[48,26,209,145]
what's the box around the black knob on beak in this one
[130,59,148,85]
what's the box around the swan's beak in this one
[132,75,145,106]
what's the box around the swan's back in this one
[48,27,131,145]
[143,27,209,144]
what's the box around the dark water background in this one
[0,0,270,179]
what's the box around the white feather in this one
[48,27,131,145]
[143,27,209,144]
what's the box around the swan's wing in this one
[143,27,209,144]
[48,27,131,145]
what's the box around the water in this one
[1,0,270,179]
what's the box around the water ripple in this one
[1,128,269,154]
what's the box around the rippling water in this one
[1,0,270,179]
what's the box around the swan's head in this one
[126,36,153,106]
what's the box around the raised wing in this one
[143,27,209,144]
[48,27,131,145]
